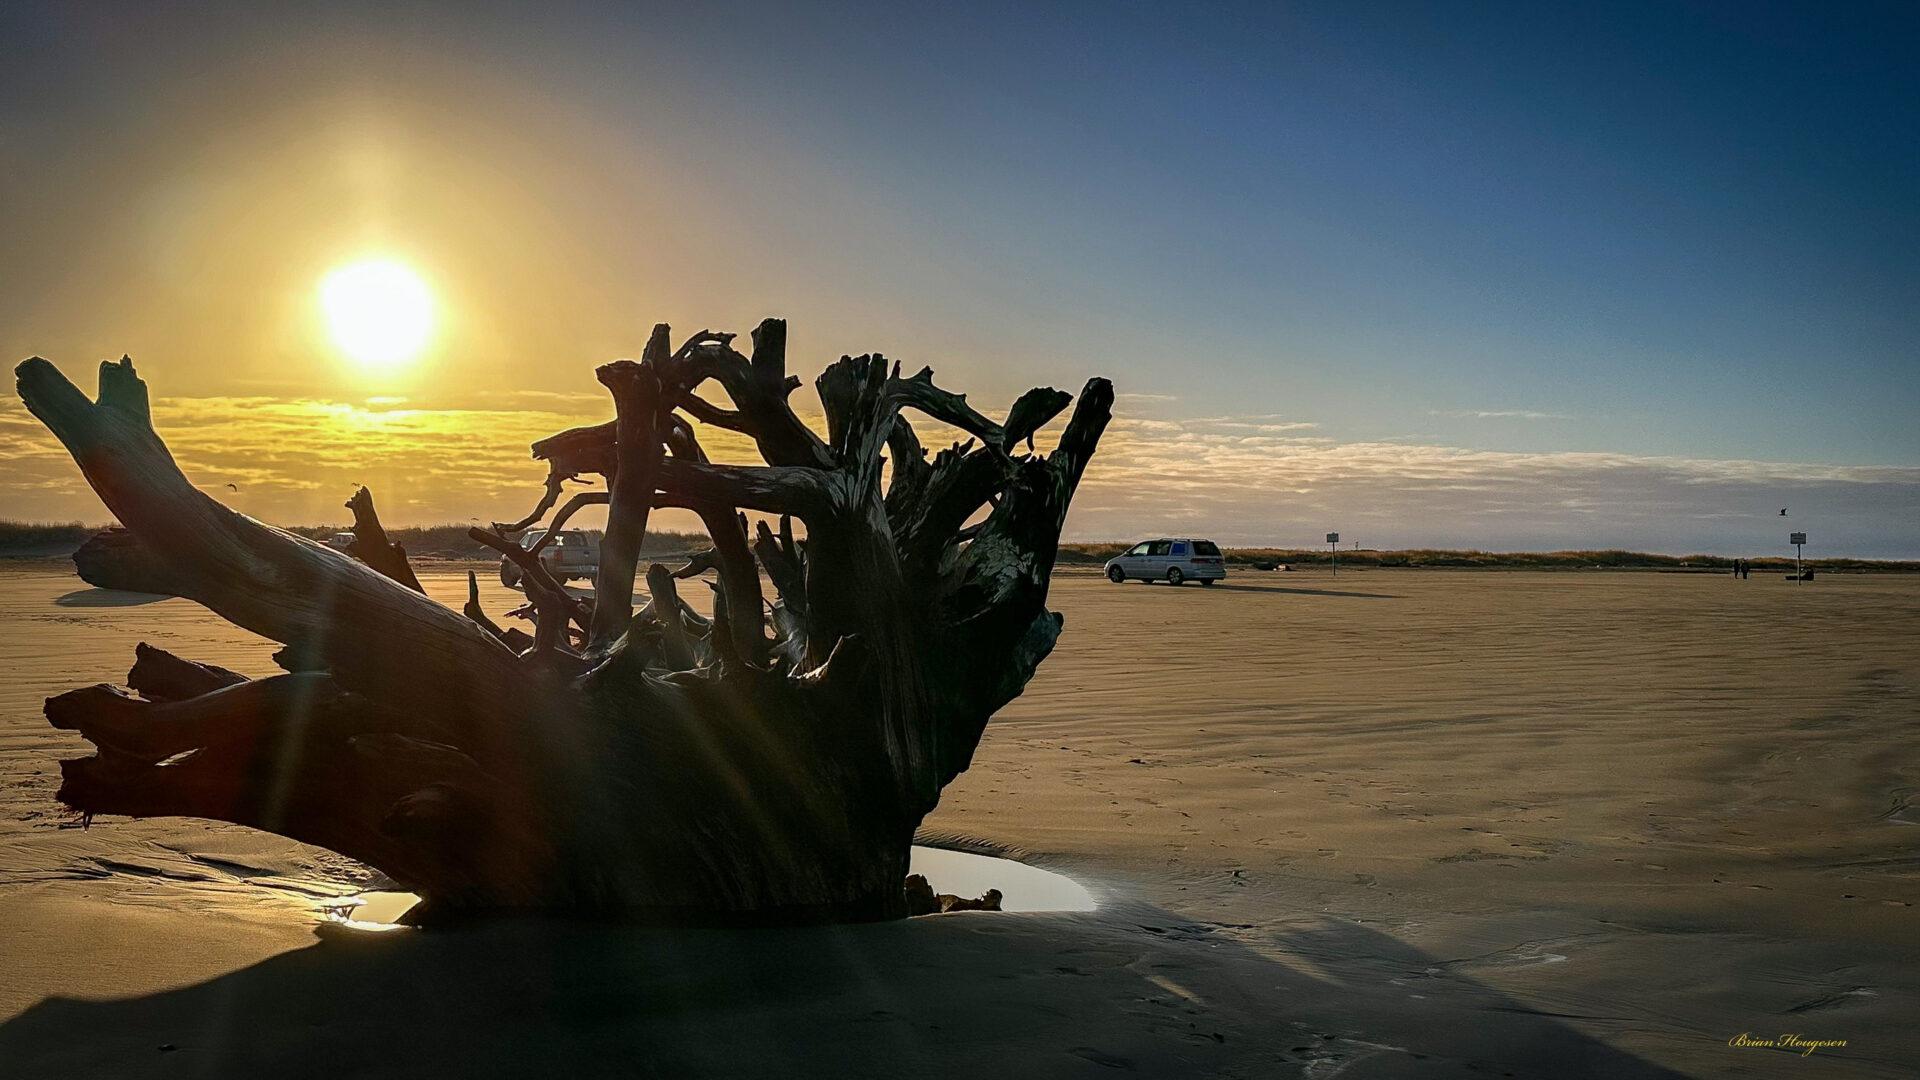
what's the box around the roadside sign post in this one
[1327,532,1339,577]
[1790,531,1806,584]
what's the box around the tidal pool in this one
[320,891,422,930]
[323,846,1094,928]
[907,846,1096,912]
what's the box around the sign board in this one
[1790,532,1806,545]
[1326,533,1340,544]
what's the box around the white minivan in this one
[1104,538,1226,585]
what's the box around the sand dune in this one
[1,562,1914,1077]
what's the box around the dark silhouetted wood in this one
[16,323,1111,923]
[72,527,181,595]
[345,486,424,593]
[126,642,248,702]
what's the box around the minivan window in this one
[1194,541,1221,556]
[1170,542,1188,556]
[1148,540,1172,556]
[1126,542,1150,556]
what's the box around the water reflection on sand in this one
[326,846,1094,929]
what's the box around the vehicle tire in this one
[1107,566,1125,583]
[1167,567,1184,586]
[1201,577,1215,586]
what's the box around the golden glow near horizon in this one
[318,259,435,371]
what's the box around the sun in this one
[319,259,435,370]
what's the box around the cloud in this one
[0,391,764,527]
[1429,409,1574,421]
[1061,415,1920,556]
[1179,413,1322,433]
[4,391,1915,556]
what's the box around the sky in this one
[2,1,1915,555]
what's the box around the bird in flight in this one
[225,483,239,492]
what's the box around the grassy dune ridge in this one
[276,524,709,560]
[1056,543,1916,572]
[3,521,1912,571]
[0,522,92,552]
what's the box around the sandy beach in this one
[1,561,1914,1077]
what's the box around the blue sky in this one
[2,2,1915,553]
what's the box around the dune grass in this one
[1059,542,1918,572]
[277,523,708,560]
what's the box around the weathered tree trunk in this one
[17,324,1111,923]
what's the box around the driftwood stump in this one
[18,322,1111,923]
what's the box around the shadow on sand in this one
[1132,580,1404,600]
[52,588,171,608]
[0,897,1686,1078]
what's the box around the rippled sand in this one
[1,561,1914,1077]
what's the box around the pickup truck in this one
[499,528,600,588]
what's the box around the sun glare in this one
[319,259,434,370]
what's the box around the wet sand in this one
[0,562,1914,1077]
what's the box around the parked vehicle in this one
[500,528,601,587]
[324,532,356,552]
[1104,538,1226,585]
